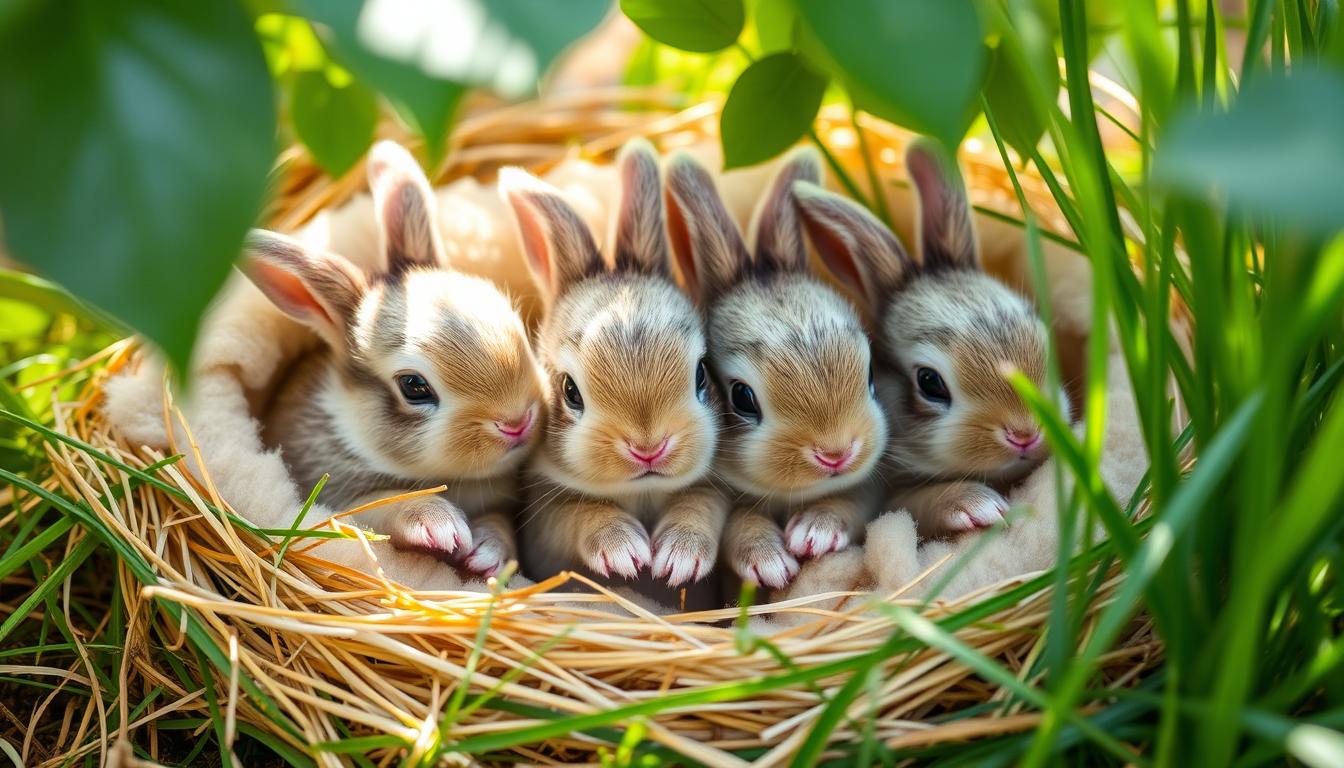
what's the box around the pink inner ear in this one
[253,261,333,325]
[803,217,867,302]
[511,193,553,288]
[665,189,698,289]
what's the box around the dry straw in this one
[12,91,1161,766]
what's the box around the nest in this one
[18,91,1165,765]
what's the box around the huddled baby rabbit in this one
[500,139,728,597]
[664,148,888,589]
[793,140,1063,539]
[241,140,545,577]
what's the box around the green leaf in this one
[0,0,276,372]
[291,70,378,177]
[794,0,985,147]
[299,0,608,164]
[0,299,46,342]
[755,0,796,53]
[983,36,1058,157]
[1154,68,1344,235]
[720,52,826,169]
[621,0,744,53]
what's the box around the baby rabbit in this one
[793,140,1062,539]
[500,140,727,594]
[241,140,545,577]
[663,148,888,590]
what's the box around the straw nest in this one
[14,90,1164,766]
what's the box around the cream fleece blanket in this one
[102,146,1148,610]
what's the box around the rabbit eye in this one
[397,373,438,406]
[868,362,876,397]
[561,373,584,412]
[730,381,761,423]
[915,367,951,406]
[695,359,709,403]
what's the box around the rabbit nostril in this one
[810,441,857,473]
[625,436,670,466]
[495,408,534,441]
[1003,428,1042,452]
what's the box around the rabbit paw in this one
[940,485,1008,534]
[459,529,513,578]
[584,517,651,579]
[651,526,716,586]
[389,498,472,559]
[730,532,800,590]
[784,507,851,559]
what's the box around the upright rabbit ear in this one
[906,139,979,272]
[368,141,446,275]
[499,167,604,302]
[240,230,367,350]
[663,152,750,304]
[792,182,913,313]
[610,138,670,275]
[748,146,821,275]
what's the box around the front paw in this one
[730,532,800,590]
[939,485,1008,535]
[389,498,472,559]
[583,517,651,579]
[651,526,716,586]
[458,528,513,578]
[784,507,850,559]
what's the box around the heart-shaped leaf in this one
[291,70,379,177]
[0,0,276,371]
[794,0,985,148]
[621,0,745,53]
[983,39,1059,157]
[720,52,827,169]
[301,0,608,164]
[1154,68,1344,235]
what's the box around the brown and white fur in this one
[241,140,545,577]
[793,140,1065,539]
[664,149,888,590]
[501,140,727,598]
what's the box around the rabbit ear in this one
[792,181,913,312]
[499,167,604,300]
[610,138,670,275]
[240,230,367,349]
[663,152,750,304]
[368,141,446,275]
[749,146,821,275]
[906,139,979,272]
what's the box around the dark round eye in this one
[868,362,876,397]
[695,359,709,403]
[915,367,951,405]
[730,381,760,422]
[561,373,584,412]
[397,373,438,405]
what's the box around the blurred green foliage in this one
[0,0,608,372]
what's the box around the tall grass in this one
[1,0,1343,765]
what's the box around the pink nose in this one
[625,437,670,466]
[811,443,856,473]
[1004,428,1042,453]
[495,409,534,443]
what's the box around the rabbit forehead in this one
[710,278,868,391]
[883,272,1047,398]
[544,275,704,360]
[355,269,539,403]
[539,277,706,433]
